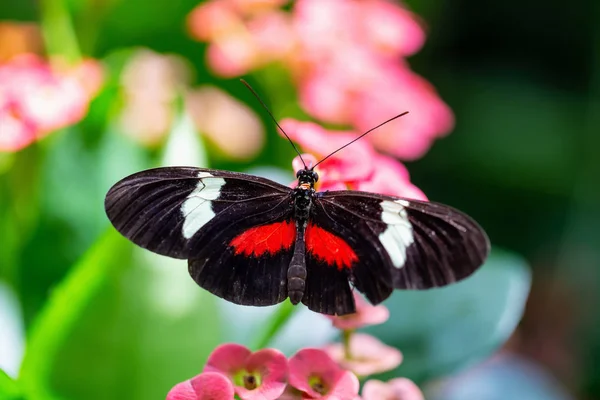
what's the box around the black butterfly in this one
[104,164,489,315]
[105,81,489,315]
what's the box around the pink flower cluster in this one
[188,0,453,160]
[284,120,427,201]
[167,293,423,400]
[0,54,102,152]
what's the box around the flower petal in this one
[204,343,252,377]
[362,378,424,400]
[167,380,197,400]
[237,348,288,400]
[327,292,389,331]
[325,334,402,376]
[191,372,236,400]
[288,348,360,399]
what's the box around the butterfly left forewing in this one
[104,167,292,259]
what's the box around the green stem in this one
[252,300,298,350]
[342,329,354,360]
[18,230,129,399]
[39,0,82,62]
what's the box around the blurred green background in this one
[1,0,598,399]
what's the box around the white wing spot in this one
[379,200,414,268]
[197,171,213,179]
[395,199,410,207]
[181,171,225,239]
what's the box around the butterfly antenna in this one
[312,112,409,169]
[240,79,307,169]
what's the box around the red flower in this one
[362,378,425,400]
[282,119,427,201]
[166,371,234,400]
[288,348,359,399]
[203,343,287,400]
[326,292,389,331]
[325,334,402,376]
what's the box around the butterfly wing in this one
[303,191,489,313]
[105,166,297,307]
[104,167,292,258]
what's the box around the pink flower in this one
[187,0,452,160]
[282,119,427,201]
[0,101,36,151]
[167,372,235,400]
[298,60,453,161]
[325,333,402,376]
[186,85,265,160]
[117,49,190,146]
[353,65,454,160]
[362,378,425,400]
[326,292,389,331]
[187,0,293,77]
[287,348,359,399]
[291,0,423,64]
[203,343,287,400]
[0,54,100,152]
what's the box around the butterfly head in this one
[296,168,319,190]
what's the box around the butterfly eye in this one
[296,170,302,178]
[312,171,319,182]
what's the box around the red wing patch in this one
[306,223,358,270]
[230,221,296,257]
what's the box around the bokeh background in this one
[1,0,598,399]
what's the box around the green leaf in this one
[363,249,531,383]
[0,369,23,399]
[19,229,131,400]
[40,249,222,400]
[17,126,150,324]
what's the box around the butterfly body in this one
[105,166,489,315]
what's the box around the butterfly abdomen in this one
[288,227,307,304]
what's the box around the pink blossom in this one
[203,343,287,400]
[326,292,389,331]
[0,101,36,151]
[187,0,292,77]
[325,333,403,376]
[359,0,425,56]
[288,348,359,399]
[362,378,425,400]
[166,372,235,400]
[187,1,239,42]
[186,85,265,160]
[0,54,100,152]
[118,49,190,146]
[353,65,455,160]
[283,119,427,201]
[291,0,424,61]
[187,0,451,160]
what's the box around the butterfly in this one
[104,83,489,316]
[105,163,490,316]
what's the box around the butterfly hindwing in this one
[317,191,490,291]
[104,167,292,259]
[298,200,397,315]
[187,197,295,307]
